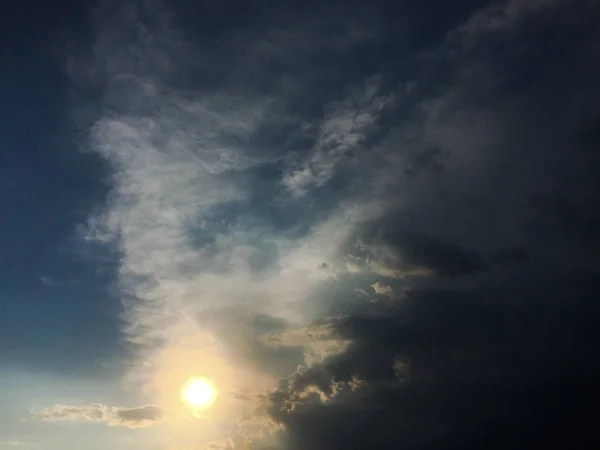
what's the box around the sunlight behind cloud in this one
[3,0,594,447]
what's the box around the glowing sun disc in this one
[181,378,217,408]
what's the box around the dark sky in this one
[1,1,599,449]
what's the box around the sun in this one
[181,378,217,408]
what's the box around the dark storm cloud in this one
[384,232,486,277]
[402,146,449,178]
[528,111,600,256]
[269,274,600,450]
[491,247,532,266]
[254,1,600,449]
[347,226,488,278]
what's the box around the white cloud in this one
[76,3,388,443]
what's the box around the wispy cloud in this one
[39,276,81,287]
[454,0,560,40]
[76,2,386,440]
[283,77,393,196]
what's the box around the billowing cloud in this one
[370,281,392,295]
[31,404,164,428]
[268,274,600,450]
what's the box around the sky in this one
[1,0,599,449]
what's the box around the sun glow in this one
[181,378,217,409]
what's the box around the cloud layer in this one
[64,0,600,448]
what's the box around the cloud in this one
[113,404,164,425]
[268,274,600,450]
[370,281,392,295]
[383,230,488,277]
[259,322,351,367]
[343,227,486,279]
[259,0,600,448]
[0,442,34,448]
[39,276,60,286]
[31,404,164,428]
[491,247,532,266]
[69,0,600,448]
[74,1,391,442]
[454,0,560,42]
[39,276,81,287]
[31,404,109,423]
[282,77,394,196]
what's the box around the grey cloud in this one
[345,226,487,278]
[491,247,532,266]
[336,1,600,279]
[385,231,487,277]
[199,308,306,377]
[259,322,351,369]
[31,404,164,428]
[402,146,449,179]
[283,77,394,196]
[255,1,600,449]
[453,0,561,44]
[32,404,109,423]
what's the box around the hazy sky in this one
[2,0,600,449]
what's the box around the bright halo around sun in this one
[181,377,217,409]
